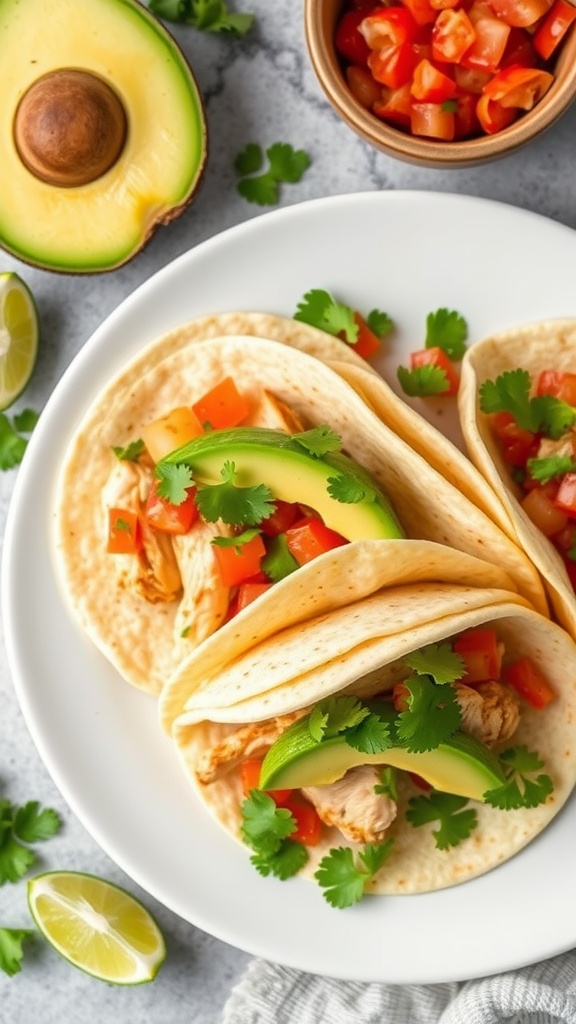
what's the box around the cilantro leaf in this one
[404,642,465,685]
[291,425,342,457]
[0,928,34,977]
[327,474,375,504]
[484,746,554,810]
[345,713,391,755]
[425,308,468,360]
[534,395,576,440]
[236,143,310,205]
[155,462,194,505]
[406,792,477,850]
[13,802,61,843]
[211,528,262,552]
[250,840,308,880]
[480,371,576,439]
[526,454,576,484]
[397,364,450,398]
[396,675,461,752]
[112,439,145,461]
[366,309,394,339]
[260,533,299,582]
[0,410,38,470]
[0,836,36,885]
[294,290,358,343]
[150,0,254,36]
[315,839,394,908]
[241,791,295,855]
[374,766,399,800]
[195,462,274,525]
[308,696,370,742]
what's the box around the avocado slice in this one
[162,426,405,541]
[1,0,207,273]
[260,714,506,802]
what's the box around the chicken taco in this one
[167,585,576,904]
[458,319,576,638]
[54,324,546,697]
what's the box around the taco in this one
[54,324,546,697]
[166,584,576,903]
[458,319,576,638]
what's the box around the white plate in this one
[4,191,576,985]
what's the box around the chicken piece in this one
[455,680,520,748]
[173,520,233,648]
[302,765,397,844]
[195,711,307,785]
[536,432,576,461]
[102,460,182,603]
[246,390,305,433]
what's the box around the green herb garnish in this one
[425,308,468,360]
[404,642,466,685]
[314,840,394,908]
[0,928,35,977]
[0,800,62,886]
[155,462,194,505]
[211,528,262,552]
[484,746,554,810]
[406,792,478,850]
[480,369,576,439]
[397,364,450,398]
[0,409,38,470]
[240,790,308,879]
[294,289,393,345]
[395,675,461,752]
[526,454,576,484]
[195,461,275,525]
[260,533,299,582]
[235,143,311,205]
[149,0,254,36]
[291,425,342,458]
[112,439,144,461]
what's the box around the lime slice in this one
[0,271,39,410]
[27,871,166,984]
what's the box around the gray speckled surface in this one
[2,2,576,1019]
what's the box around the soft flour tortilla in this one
[54,323,546,697]
[459,319,576,639]
[170,587,576,895]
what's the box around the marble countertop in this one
[2,3,576,1020]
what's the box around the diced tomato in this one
[260,500,300,537]
[285,516,348,566]
[411,59,458,101]
[476,93,518,133]
[503,656,556,709]
[192,377,250,431]
[236,581,273,611]
[281,794,323,846]
[453,628,503,683]
[461,13,511,71]
[239,759,292,803]
[212,532,267,586]
[536,370,576,406]
[454,65,492,93]
[401,0,437,25]
[554,473,576,520]
[144,479,199,535]
[408,772,433,790]
[353,312,382,358]
[534,0,576,59]
[374,82,413,126]
[346,64,384,109]
[141,405,204,463]
[359,6,420,47]
[488,0,552,27]
[430,0,460,9]
[107,508,141,554]
[522,486,569,536]
[453,91,481,137]
[335,9,372,64]
[501,26,538,66]
[489,411,539,468]
[411,101,456,138]
[431,9,476,62]
[483,66,554,110]
[392,681,410,711]
[410,346,460,394]
[368,42,419,88]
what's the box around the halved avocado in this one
[1,0,207,273]
[260,714,506,802]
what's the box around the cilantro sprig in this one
[235,143,311,205]
[425,308,468,360]
[406,792,478,850]
[0,800,61,885]
[0,409,39,470]
[480,370,576,439]
[484,746,554,810]
[0,928,35,977]
[308,696,392,755]
[294,289,393,346]
[314,840,394,908]
[149,0,254,36]
[155,462,194,505]
[404,642,465,685]
[397,364,450,398]
[395,643,465,752]
[241,790,308,879]
[112,438,145,462]
[526,454,576,484]
[195,461,275,525]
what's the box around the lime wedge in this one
[0,272,39,410]
[27,871,166,984]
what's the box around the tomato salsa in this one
[334,0,575,140]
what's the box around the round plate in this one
[4,192,576,984]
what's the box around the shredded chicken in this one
[303,766,397,844]
[536,432,576,461]
[101,461,182,603]
[455,680,520,747]
[245,390,305,433]
[173,520,233,647]
[195,711,307,785]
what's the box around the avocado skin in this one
[161,426,405,541]
[260,710,506,802]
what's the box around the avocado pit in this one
[14,69,127,187]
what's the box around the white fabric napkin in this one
[222,949,576,1023]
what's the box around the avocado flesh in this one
[162,427,405,541]
[260,716,505,802]
[0,0,206,272]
